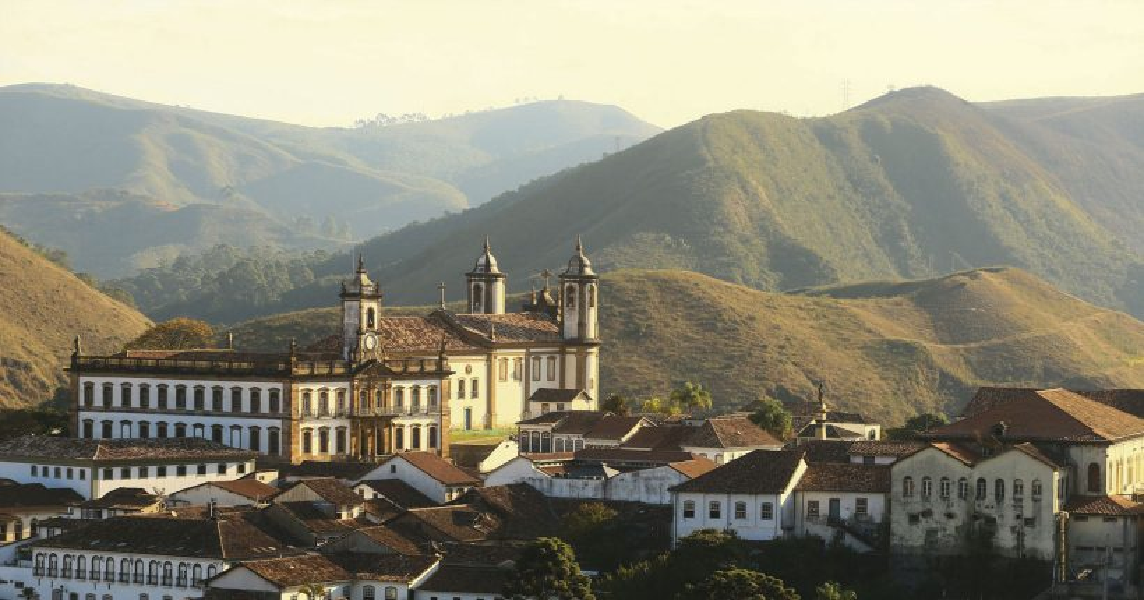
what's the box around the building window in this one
[230,426,242,447]
[162,562,173,587]
[429,425,439,449]
[177,563,188,587]
[191,564,203,588]
[211,387,223,412]
[249,389,263,414]
[83,382,94,406]
[196,464,207,475]
[939,477,951,499]
[192,423,205,438]
[976,478,987,501]
[995,479,1005,503]
[157,466,167,477]
[269,389,280,413]
[532,356,541,381]
[547,356,557,381]
[958,477,969,500]
[121,467,131,479]
[249,427,261,452]
[335,428,346,454]
[102,383,113,408]
[174,423,187,438]
[512,357,522,381]
[211,424,223,444]
[1031,479,1043,500]
[428,386,438,409]
[139,421,150,439]
[921,476,933,499]
[139,384,150,408]
[319,428,330,453]
[734,501,747,520]
[760,502,774,520]
[101,420,113,438]
[411,425,422,449]
[319,390,329,416]
[709,501,721,519]
[363,586,376,600]
[807,500,820,518]
[177,465,186,477]
[121,382,133,407]
[394,387,404,408]
[902,476,914,497]
[856,497,869,516]
[175,385,186,409]
[302,430,313,454]
[395,426,404,450]
[268,427,280,456]
[231,387,242,413]
[157,384,168,409]
[82,420,93,438]
[302,391,313,415]
[336,389,345,415]
[566,285,576,308]
[1088,462,1102,492]
[470,378,479,398]
[120,421,132,438]
[193,386,205,410]
[138,466,149,479]
[499,358,509,381]
[457,378,466,399]
[1013,479,1024,498]
[134,560,144,584]
[412,386,421,411]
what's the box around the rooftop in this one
[672,450,805,495]
[1064,495,1144,516]
[929,388,1144,443]
[181,478,278,502]
[794,463,891,493]
[356,479,437,510]
[236,554,350,588]
[683,417,783,449]
[417,564,511,595]
[0,435,256,462]
[390,452,481,486]
[32,515,292,559]
[528,388,591,404]
[288,479,363,507]
[0,483,83,509]
[326,552,438,582]
[75,486,157,510]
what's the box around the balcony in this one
[352,406,441,417]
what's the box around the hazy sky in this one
[3,0,1144,128]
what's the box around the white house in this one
[1062,495,1144,597]
[411,563,511,600]
[619,415,783,464]
[670,449,807,544]
[0,435,257,500]
[357,452,481,504]
[170,478,280,507]
[487,455,715,505]
[0,483,82,544]
[517,412,649,453]
[791,462,890,551]
[0,514,291,600]
[448,439,520,475]
[207,552,440,600]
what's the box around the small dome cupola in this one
[563,235,595,276]
[473,236,501,274]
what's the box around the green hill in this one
[0,228,151,408]
[305,87,1143,322]
[0,83,659,277]
[225,267,1144,424]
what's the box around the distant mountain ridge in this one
[299,86,1144,321]
[226,267,1144,424]
[0,83,660,276]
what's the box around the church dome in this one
[563,236,595,276]
[472,236,501,273]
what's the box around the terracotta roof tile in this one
[928,388,1144,442]
[573,448,696,464]
[529,389,591,404]
[202,479,279,502]
[672,450,805,495]
[357,480,437,509]
[0,435,255,461]
[75,487,157,510]
[0,483,84,509]
[1064,495,1144,516]
[668,457,718,479]
[928,442,984,465]
[847,440,927,457]
[417,564,511,595]
[794,463,891,493]
[326,552,438,582]
[620,425,694,451]
[32,515,291,559]
[452,312,561,343]
[391,452,481,486]
[238,554,350,587]
[292,479,363,507]
[683,417,783,449]
[355,525,425,555]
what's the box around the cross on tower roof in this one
[539,268,553,289]
[437,282,447,309]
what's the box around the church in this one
[67,239,601,464]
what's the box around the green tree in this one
[124,318,215,350]
[561,502,618,541]
[671,381,713,412]
[815,581,857,600]
[601,393,631,415]
[747,395,793,440]
[298,583,326,600]
[679,568,800,600]
[886,412,949,440]
[503,537,594,600]
[641,396,682,416]
[559,502,626,570]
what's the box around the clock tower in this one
[340,255,384,362]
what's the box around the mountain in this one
[224,267,1144,424]
[305,87,1144,319]
[0,228,151,409]
[0,83,659,276]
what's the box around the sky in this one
[3,0,1144,129]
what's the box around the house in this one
[792,462,890,551]
[525,388,596,419]
[171,478,280,507]
[3,514,293,600]
[517,411,649,453]
[206,552,440,600]
[448,439,520,475]
[278,460,381,485]
[678,416,783,464]
[411,563,512,600]
[322,525,425,556]
[353,479,437,519]
[386,484,559,546]
[358,452,481,503]
[0,483,83,544]
[485,453,716,505]
[0,435,257,499]
[1062,495,1144,598]
[670,449,807,544]
[264,479,369,546]
[69,487,162,519]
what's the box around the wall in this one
[0,458,253,500]
[673,491,790,542]
[24,547,227,600]
[170,485,263,507]
[484,458,549,488]
[1068,514,1141,590]
[516,465,688,505]
[357,458,447,504]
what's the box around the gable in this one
[206,567,282,593]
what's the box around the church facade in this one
[67,240,600,464]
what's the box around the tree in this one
[747,395,793,440]
[561,502,618,541]
[298,583,326,600]
[124,318,215,350]
[503,537,595,600]
[815,581,857,600]
[601,393,631,415]
[641,396,682,416]
[886,412,949,440]
[679,568,801,600]
[671,381,713,412]
[560,502,623,569]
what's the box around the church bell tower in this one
[559,236,599,341]
[466,237,506,314]
[341,255,384,361]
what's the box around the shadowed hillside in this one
[225,267,1144,424]
[0,229,151,408]
[307,87,1144,320]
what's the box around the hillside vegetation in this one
[0,229,151,408]
[292,87,1144,321]
[226,267,1144,423]
[0,84,658,276]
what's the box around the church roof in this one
[304,310,561,356]
[452,312,561,343]
[469,237,501,274]
[562,236,595,276]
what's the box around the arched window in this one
[588,284,596,308]
[207,565,218,579]
[958,477,969,500]
[104,556,114,581]
[76,555,86,580]
[1013,479,1025,498]
[902,476,914,497]
[90,556,101,581]
[921,476,932,498]
[566,285,576,308]
[1032,479,1043,500]
[1088,462,1102,492]
[939,477,951,499]
[302,429,313,454]
[62,554,73,578]
[995,479,1005,503]
[48,553,59,577]
[148,561,159,585]
[162,562,173,587]
[134,559,144,584]
[119,558,130,582]
[367,307,376,329]
[191,564,203,587]
[363,585,376,600]
[472,284,483,312]
[976,478,987,501]
[177,563,188,587]
[411,425,422,450]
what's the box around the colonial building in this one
[67,239,601,465]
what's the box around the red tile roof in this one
[357,480,437,509]
[238,554,350,587]
[205,479,279,502]
[684,417,783,449]
[928,388,1144,442]
[668,457,718,479]
[33,515,291,559]
[794,463,891,493]
[0,435,255,461]
[291,479,364,507]
[672,450,805,495]
[391,452,481,486]
[354,525,424,555]
[326,552,438,582]
[1064,495,1144,516]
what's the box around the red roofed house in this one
[359,452,481,503]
